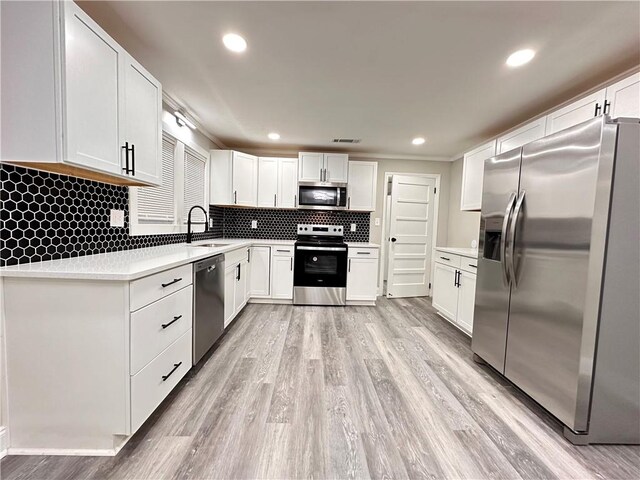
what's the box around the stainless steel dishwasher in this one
[193,254,225,365]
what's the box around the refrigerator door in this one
[504,116,617,432]
[471,148,521,372]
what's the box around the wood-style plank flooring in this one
[2,297,639,479]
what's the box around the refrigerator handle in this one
[501,192,517,286]
[508,190,526,288]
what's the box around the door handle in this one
[391,237,397,242]
[500,192,517,286]
[508,190,526,288]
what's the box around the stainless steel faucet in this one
[186,205,209,243]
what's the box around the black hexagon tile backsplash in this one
[1,164,370,267]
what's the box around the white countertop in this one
[435,246,479,258]
[0,238,379,281]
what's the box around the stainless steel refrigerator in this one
[472,115,639,445]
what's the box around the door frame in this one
[378,172,441,297]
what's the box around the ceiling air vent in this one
[332,138,361,144]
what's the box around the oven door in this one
[294,245,348,288]
[298,185,347,209]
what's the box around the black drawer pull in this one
[276,249,290,252]
[161,278,182,288]
[356,252,371,255]
[162,315,182,329]
[440,256,450,261]
[162,362,182,381]
[469,264,477,268]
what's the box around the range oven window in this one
[294,247,347,288]
[298,186,347,207]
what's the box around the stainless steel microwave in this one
[297,183,347,210]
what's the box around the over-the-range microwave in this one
[297,183,347,210]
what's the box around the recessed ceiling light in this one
[268,132,280,140]
[223,33,247,53]
[506,49,535,67]
[412,137,426,145]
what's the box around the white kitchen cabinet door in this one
[545,89,606,136]
[271,255,294,300]
[605,72,640,119]
[432,263,458,321]
[456,269,476,334]
[122,54,162,185]
[324,153,349,183]
[278,158,298,208]
[63,2,122,175]
[258,157,278,207]
[460,140,496,211]
[496,117,547,154]
[224,265,236,327]
[233,262,246,315]
[298,152,324,182]
[249,246,271,298]
[241,259,251,305]
[347,161,377,211]
[232,152,258,206]
[346,257,378,301]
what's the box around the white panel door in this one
[432,263,458,321]
[298,152,324,182]
[347,258,378,301]
[545,89,606,135]
[605,72,640,119]
[497,117,547,154]
[278,158,298,208]
[460,140,496,211]
[122,54,162,185]
[348,161,377,211]
[63,2,122,175]
[258,157,278,207]
[387,175,435,298]
[271,255,294,300]
[224,265,236,327]
[250,246,271,298]
[324,153,349,183]
[232,152,258,206]
[456,270,476,334]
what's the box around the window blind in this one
[137,135,176,223]
[183,146,207,223]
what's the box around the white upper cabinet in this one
[122,54,162,185]
[545,89,606,136]
[298,152,348,183]
[497,117,547,155]
[605,72,640,119]
[258,157,298,208]
[0,1,162,186]
[460,140,496,211]
[210,150,258,206]
[347,161,377,211]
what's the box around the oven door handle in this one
[295,246,347,252]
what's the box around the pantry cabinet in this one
[460,141,496,211]
[346,247,379,303]
[1,0,162,186]
[210,150,258,207]
[347,161,378,211]
[298,152,349,183]
[258,157,298,208]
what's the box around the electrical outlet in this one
[251,220,258,229]
[350,223,356,232]
[110,209,124,227]
[374,218,381,226]
[210,218,215,229]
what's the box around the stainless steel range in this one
[293,224,348,306]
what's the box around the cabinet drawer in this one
[131,329,191,432]
[435,252,461,268]
[226,246,250,266]
[348,247,379,259]
[272,245,294,256]
[459,257,478,274]
[130,286,193,375]
[130,264,192,311]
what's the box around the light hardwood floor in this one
[2,298,639,479]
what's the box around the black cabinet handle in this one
[122,142,130,173]
[236,263,241,281]
[162,362,182,381]
[357,251,371,255]
[290,257,293,271]
[440,256,450,261]
[274,194,277,207]
[469,264,477,268]
[130,144,135,175]
[276,249,290,253]
[348,258,351,272]
[161,278,182,288]
[594,103,602,116]
[603,100,611,115]
[162,315,182,329]
[234,191,237,204]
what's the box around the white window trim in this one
[129,130,210,236]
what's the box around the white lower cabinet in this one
[271,252,294,300]
[249,246,271,297]
[346,247,379,302]
[224,247,251,327]
[432,250,477,335]
[224,264,237,328]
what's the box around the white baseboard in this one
[0,426,7,459]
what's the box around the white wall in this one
[446,158,481,248]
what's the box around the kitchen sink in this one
[190,242,232,248]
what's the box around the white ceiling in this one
[79,1,640,159]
